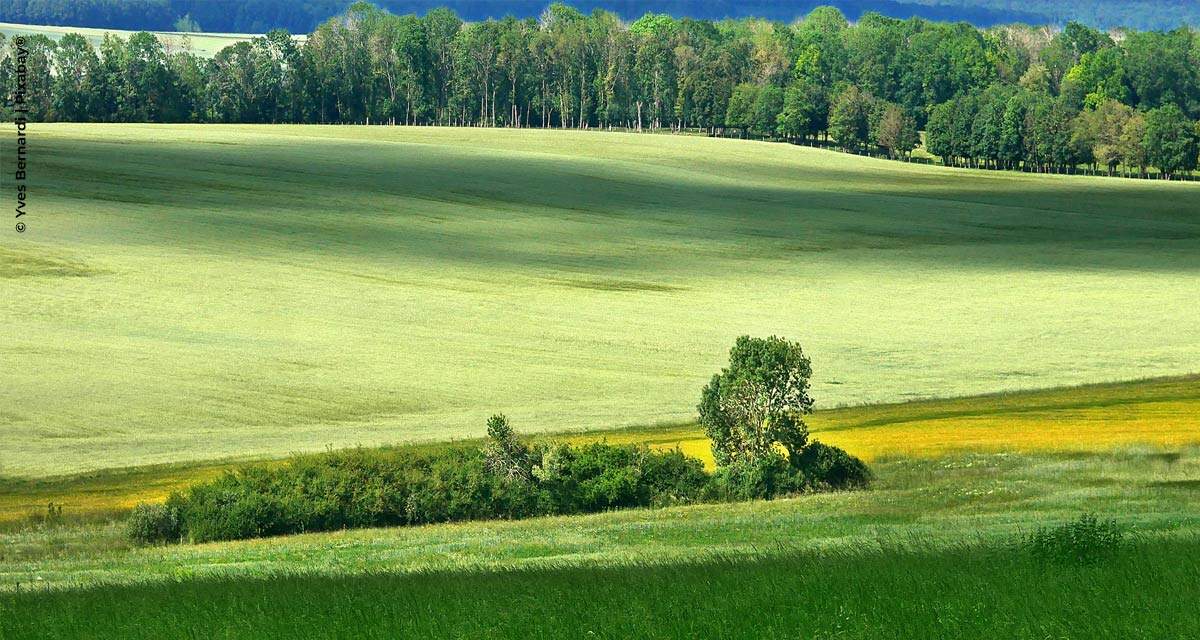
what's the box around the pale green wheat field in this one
[2,124,1198,476]
[0,22,298,58]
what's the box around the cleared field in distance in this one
[2,124,1199,477]
[0,22,297,57]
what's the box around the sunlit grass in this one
[568,376,1200,467]
[2,378,1196,636]
[3,125,1199,477]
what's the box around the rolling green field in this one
[5,444,1198,590]
[3,124,1200,477]
[2,125,1199,637]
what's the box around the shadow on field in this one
[38,134,1200,275]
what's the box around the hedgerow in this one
[131,416,869,544]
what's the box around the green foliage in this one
[151,410,867,544]
[778,75,827,140]
[5,2,1200,180]
[1143,104,1200,178]
[126,502,181,545]
[1062,47,1128,109]
[710,452,805,501]
[172,447,538,542]
[166,433,716,543]
[698,336,814,467]
[1024,97,1079,169]
[1075,98,1134,173]
[829,85,873,151]
[793,440,872,490]
[750,84,784,138]
[1024,513,1126,565]
[483,414,532,482]
[873,102,919,158]
[725,83,759,136]
[711,440,870,500]
[542,443,709,512]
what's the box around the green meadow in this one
[3,125,1199,477]
[2,125,1199,638]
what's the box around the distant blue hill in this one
[0,0,1195,34]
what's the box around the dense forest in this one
[1,0,1198,33]
[4,3,1199,177]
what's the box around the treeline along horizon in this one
[0,0,1055,33]
[2,2,1198,177]
[4,1,1200,34]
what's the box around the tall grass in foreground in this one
[3,539,1197,640]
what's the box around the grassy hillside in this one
[610,375,1200,464]
[2,124,1198,477]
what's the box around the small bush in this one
[1025,513,1125,565]
[549,442,708,513]
[711,452,806,501]
[793,440,872,490]
[126,502,181,545]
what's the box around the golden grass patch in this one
[569,377,1200,468]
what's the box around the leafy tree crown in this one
[698,336,814,467]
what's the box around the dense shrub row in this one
[129,419,870,544]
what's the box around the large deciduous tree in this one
[874,102,918,159]
[1144,104,1199,179]
[698,336,815,467]
[829,84,872,152]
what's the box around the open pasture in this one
[3,124,1199,476]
